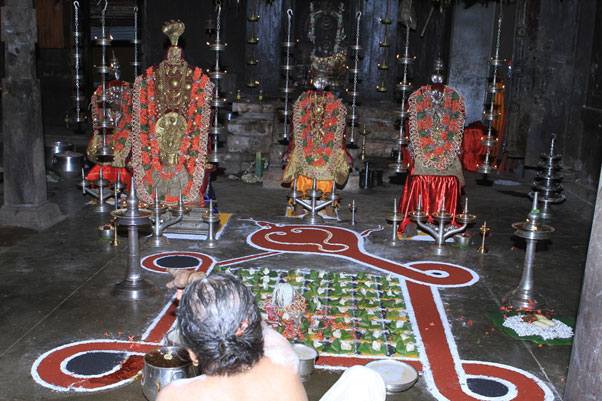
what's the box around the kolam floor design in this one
[0,171,591,401]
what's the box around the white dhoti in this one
[319,365,386,401]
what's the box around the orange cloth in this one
[293,175,335,195]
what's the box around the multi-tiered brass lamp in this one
[246,0,260,88]
[477,9,505,175]
[529,135,566,220]
[391,21,415,174]
[376,0,392,93]
[207,2,227,163]
[279,9,294,144]
[71,1,86,133]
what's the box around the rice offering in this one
[502,315,573,341]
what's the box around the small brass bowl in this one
[453,233,472,247]
[97,225,115,241]
[292,344,317,382]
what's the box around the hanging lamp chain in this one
[73,1,81,122]
[282,8,293,140]
[349,10,362,144]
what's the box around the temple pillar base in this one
[0,202,64,230]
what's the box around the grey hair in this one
[178,272,264,375]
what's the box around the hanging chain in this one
[215,2,222,101]
[491,3,503,87]
[133,5,138,77]
[99,0,109,135]
[487,2,503,137]
[99,0,108,37]
[99,0,108,93]
[216,1,222,42]
[211,0,223,159]
[494,5,502,60]
[282,8,293,139]
[402,23,410,85]
[73,1,81,122]
[349,11,361,144]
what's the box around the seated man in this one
[282,73,352,217]
[158,272,307,401]
[160,271,386,401]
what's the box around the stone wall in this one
[221,102,275,175]
[223,101,400,174]
[353,105,400,163]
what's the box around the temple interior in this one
[0,0,601,400]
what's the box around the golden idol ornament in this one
[162,20,185,46]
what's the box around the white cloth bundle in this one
[319,365,386,401]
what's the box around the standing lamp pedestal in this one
[503,193,554,310]
[111,177,156,300]
[202,199,220,248]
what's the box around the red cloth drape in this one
[397,175,461,235]
[85,166,131,191]
[461,122,488,172]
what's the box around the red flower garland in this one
[131,66,213,205]
[408,85,465,171]
[290,90,347,179]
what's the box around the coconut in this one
[272,282,296,308]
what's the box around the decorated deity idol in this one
[130,21,214,205]
[397,62,466,235]
[282,73,352,217]
[296,1,347,89]
[85,52,133,187]
[407,85,465,183]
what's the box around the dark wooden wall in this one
[564,0,602,189]
[143,0,248,97]
[19,0,602,195]
[505,0,601,190]
[34,0,65,48]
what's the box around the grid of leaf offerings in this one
[212,266,419,358]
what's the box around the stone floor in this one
[0,149,594,400]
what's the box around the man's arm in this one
[262,323,300,375]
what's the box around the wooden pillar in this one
[447,3,496,124]
[0,0,62,229]
[245,0,282,97]
[564,164,602,399]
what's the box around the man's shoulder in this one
[156,374,209,401]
